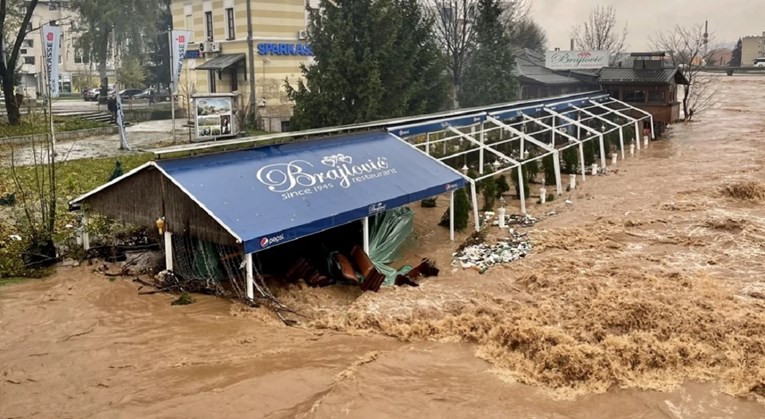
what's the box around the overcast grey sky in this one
[530,0,763,51]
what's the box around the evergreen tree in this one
[287,0,451,130]
[730,38,742,67]
[146,0,173,89]
[458,0,518,107]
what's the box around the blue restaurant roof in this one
[77,131,467,254]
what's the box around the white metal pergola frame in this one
[387,95,652,222]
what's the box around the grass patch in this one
[0,115,109,138]
[0,153,153,240]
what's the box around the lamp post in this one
[246,0,257,128]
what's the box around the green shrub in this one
[439,188,470,231]
[481,175,497,211]
[0,222,27,278]
[562,147,579,173]
[541,154,558,185]
[496,174,510,198]
[583,141,596,166]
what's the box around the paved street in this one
[0,119,188,166]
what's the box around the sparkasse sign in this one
[545,50,610,70]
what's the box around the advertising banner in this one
[545,50,610,70]
[195,96,234,140]
[171,30,192,93]
[116,93,131,151]
[40,25,62,98]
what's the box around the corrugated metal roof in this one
[514,49,588,85]
[599,67,689,84]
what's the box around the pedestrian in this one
[107,97,117,122]
[148,89,155,106]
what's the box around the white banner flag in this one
[116,93,131,151]
[41,25,62,98]
[171,30,192,93]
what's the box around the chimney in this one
[570,38,575,50]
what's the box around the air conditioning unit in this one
[298,30,308,40]
[199,41,220,54]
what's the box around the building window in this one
[74,48,87,64]
[24,56,35,65]
[185,15,194,41]
[22,39,33,48]
[225,8,235,40]
[649,90,665,103]
[205,11,213,41]
[623,90,646,103]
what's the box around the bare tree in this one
[0,0,39,125]
[651,24,719,121]
[503,0,547,52]
[424,0,478,108]
[571,5,627,65]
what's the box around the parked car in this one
[82,88,99,101]
[83,87,115,101]
[118,88,145,99]
[135,88,178,102]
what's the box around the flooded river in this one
[2,74,765,418]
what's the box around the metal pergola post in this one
[487,115,562,195]
[479,122,485,174]
[363,217,370,254]
[544,108,607,169]
[588,100,643,149]
[449,192,455,241]
[604,99,656,139]
[246,253,254,300]
[517,165,527,214]
[571,105,626,160]
[388,132,481,234]
[447,126,527,214]
[470,180,480,232]
[520,114,587,184]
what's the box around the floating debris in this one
[491,213,537,227]
[452,230,532,274]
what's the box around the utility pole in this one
[246,0,257,129]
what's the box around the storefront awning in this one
[196,53,246,71]
[71,131,467,254]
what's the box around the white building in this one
[17,0,116,98]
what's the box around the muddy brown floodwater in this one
[3,75,765,418]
